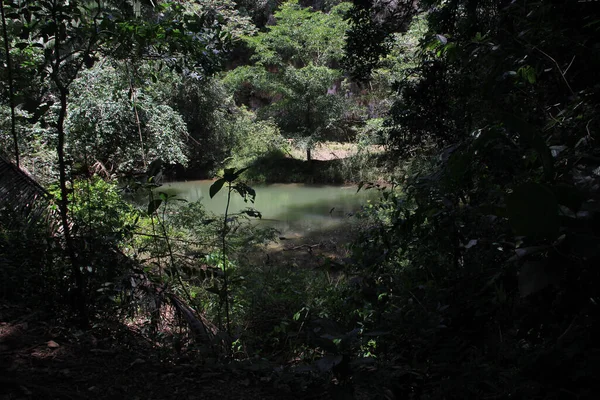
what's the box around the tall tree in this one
[0,0,19,166]
[0,0,228,324]
[225,0,351,160]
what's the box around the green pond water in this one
[160,180,377,236]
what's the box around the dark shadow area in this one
[0,301,293,400]
[247,156,348,184]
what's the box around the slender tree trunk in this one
[1,1,19,166]
[52,7,87,327]
[55,77,88,327]
[306,96,312,162]
[222,185,232,336]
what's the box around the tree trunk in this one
[306,147,312,161]
[52,8,88,327]
[1,1,19,166]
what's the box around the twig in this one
[585,118,594,141]
[533,46,574,95]
[285,243,321,252]
[563,55,576,76]
[407,290,427,312]
[557,316,577,346]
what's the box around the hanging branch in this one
[533,46,575,96]
[0,1,19,166]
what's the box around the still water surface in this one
[161,180,376,236]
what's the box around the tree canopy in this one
[225,0,352,160]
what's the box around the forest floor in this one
[0,229,364,400]
[0,142,374,399]
[0,301,333,400]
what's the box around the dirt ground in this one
[262,224,357,271]
[0,226,361,400]
[0,302,332,400]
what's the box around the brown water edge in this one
[242,216,363,272]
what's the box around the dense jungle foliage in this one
[2,0,600,399]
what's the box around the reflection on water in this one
[160,180,376,236]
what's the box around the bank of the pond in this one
[239,149,391,184]
[181,143,391,184]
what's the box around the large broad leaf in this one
[519,261,557,297]
[506,182,559,237]
[242,208,262,219]
[233,183,256,203]
[233,167,250,180]
[315,354,343,372]
[147,199,162,215]
[223,168,236,182]
[209,178,226,199]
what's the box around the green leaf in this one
[356,181,364,193]
[315,354,343,372]
[209,178,226,198]
[506,182,559,237]
[147,199,162,215]
[223,168,236,182]
[233,167,250,180]
[519,261,556,298]
[517,65,537,84]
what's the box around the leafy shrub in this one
[66,63,189,173]
[224,108,289,175]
